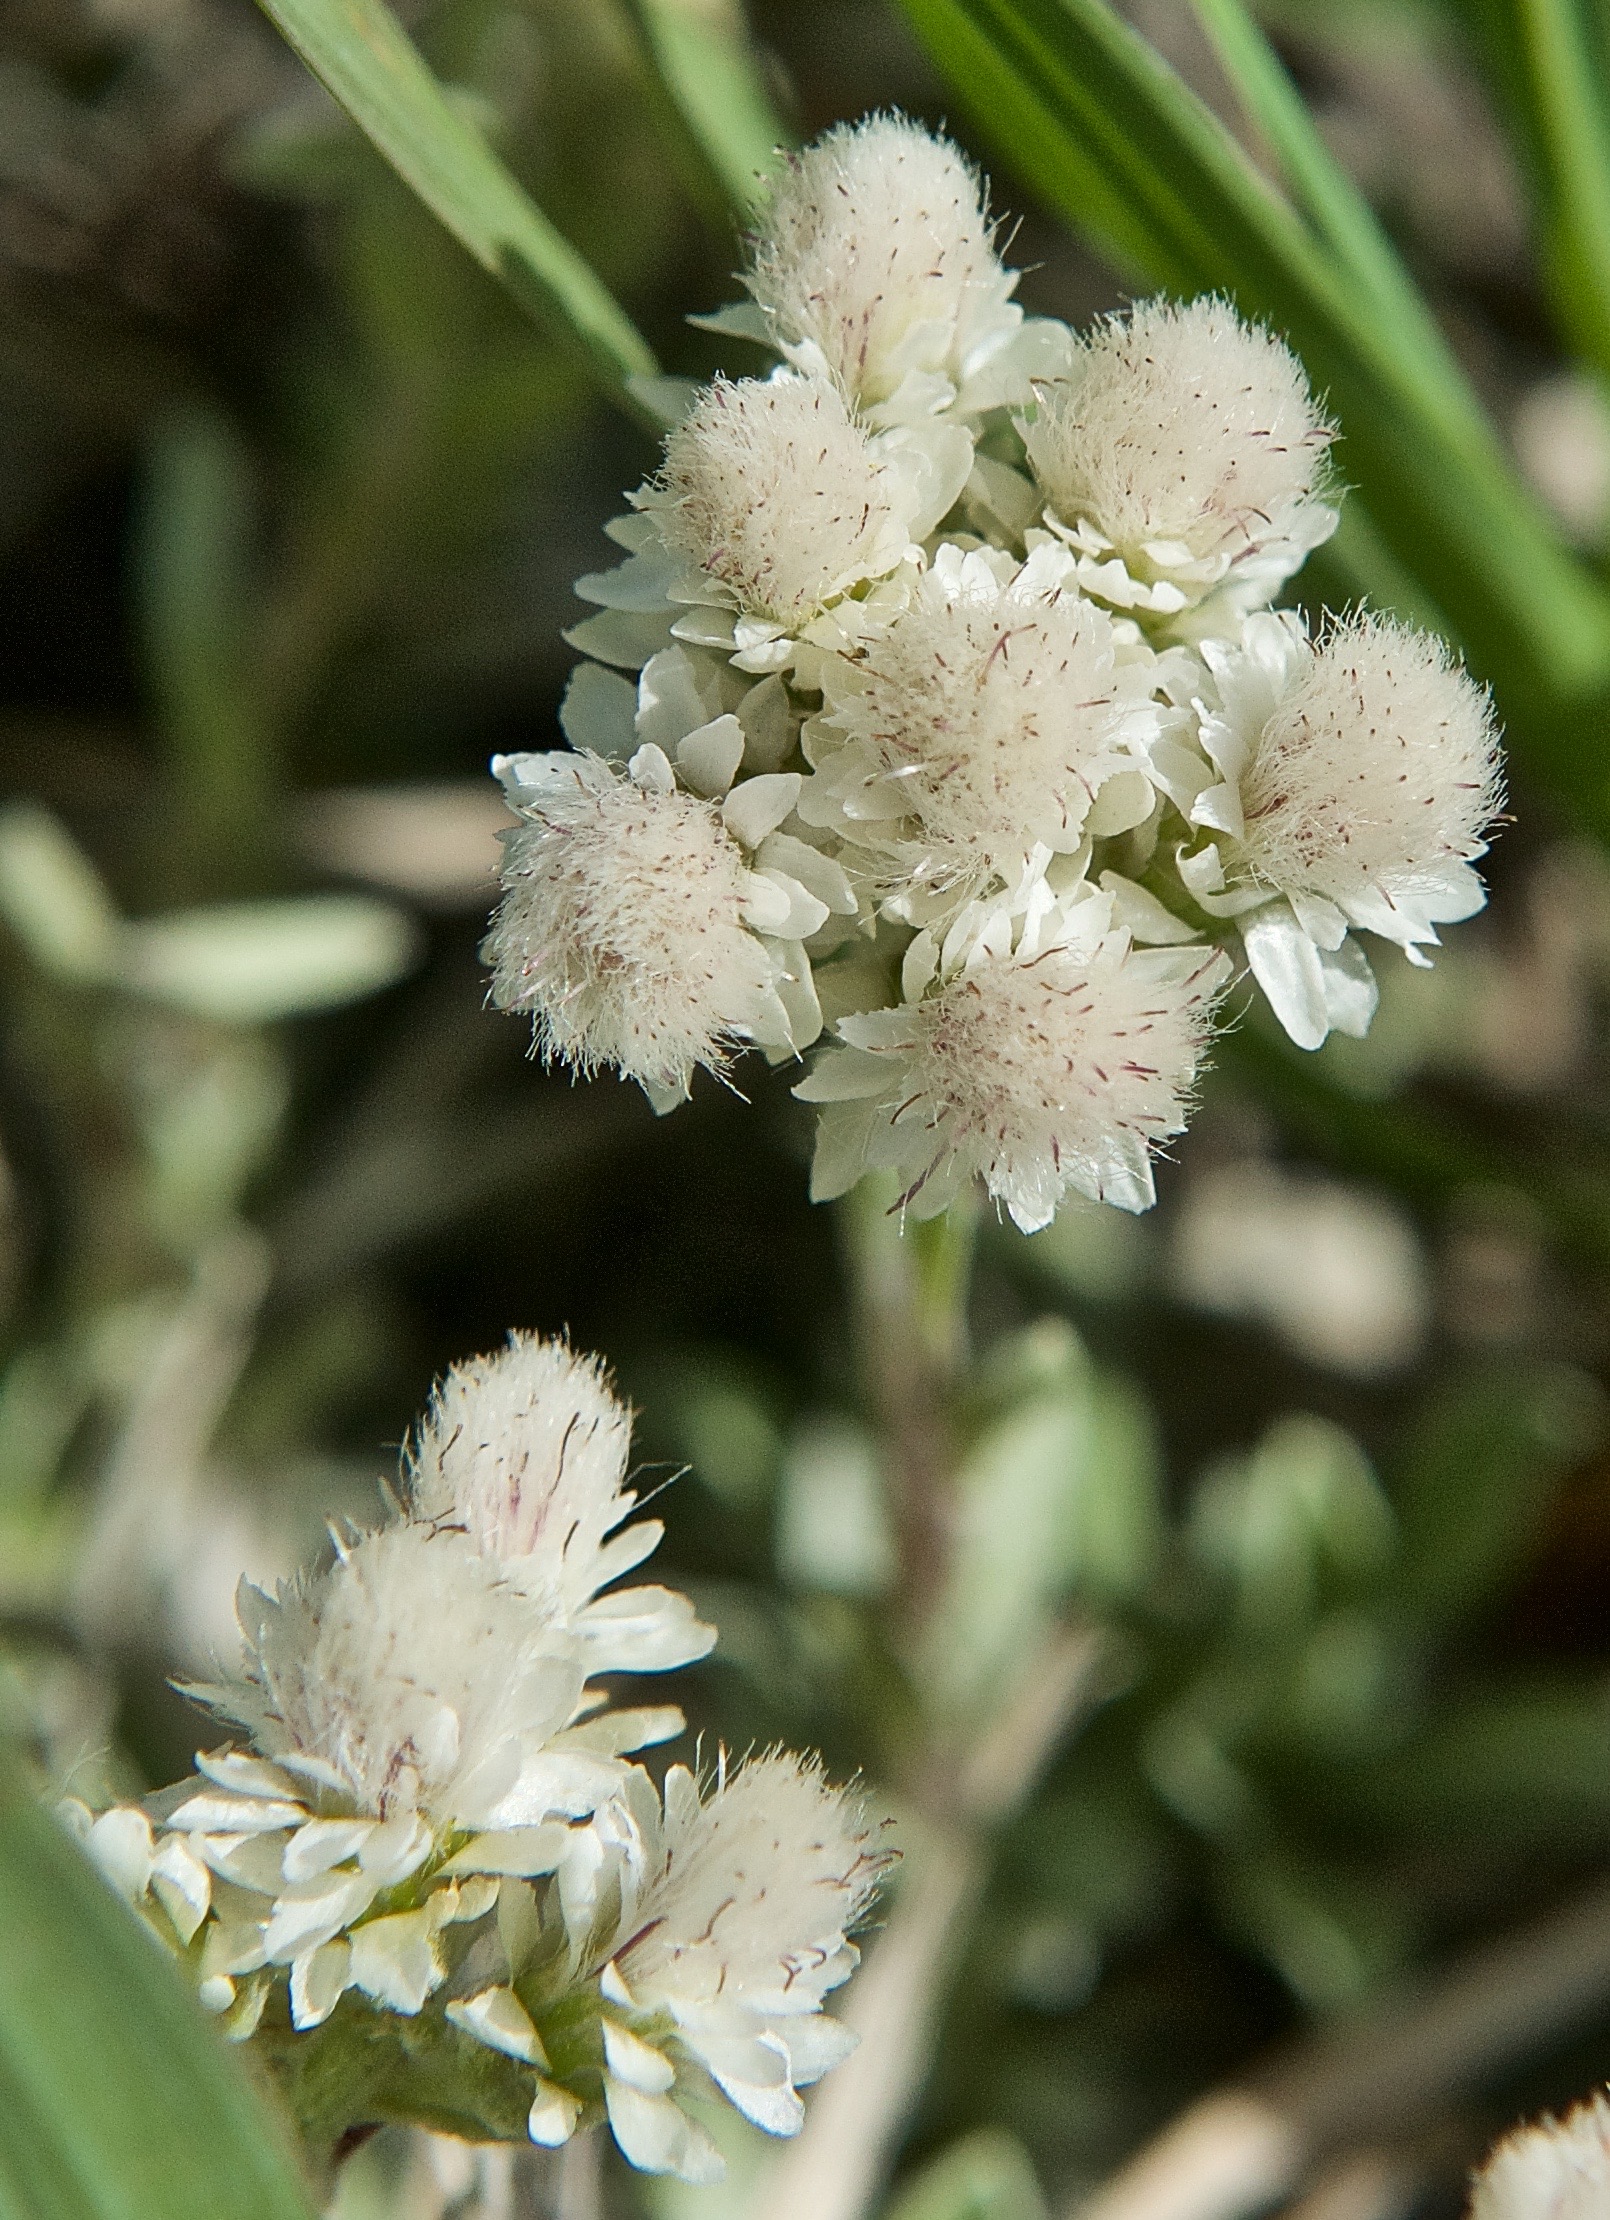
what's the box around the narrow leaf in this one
[137,407,273,844]
[896,0,1610,804]
[626,0,790,211]
[1189,0,1457,394]
[0,1769,314,2220]
[254,0,657,397]
[1470,0,1610,385]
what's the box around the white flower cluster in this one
[68,1335,886,2182]
[484,113,1503,1232]
[1469,2092,1610,2220]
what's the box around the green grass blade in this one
[1189,0,1457,391]
[625,0,789,212]
[896,0,1610,775]
[0,1770,315,2220]
[1472,0,1610,383]
[254,0,657,396]
[137,407,275,854]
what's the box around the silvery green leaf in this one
[0,804,121,982]
[121,896,419,1024]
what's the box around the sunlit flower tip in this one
[194,1523,580,1832]
[741,114,1021,420]
[594,1753,887,2175]
[405,1333,715,1674]
[483,747,818,1108]
[806,541,1159,903]
[406,1333,632,1584]
[1023,296,1337,616]
[1470,2094,1610,2220]
[643,375,960,667]
[798,913,1229,1229]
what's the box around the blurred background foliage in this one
[11,0,1610,2216]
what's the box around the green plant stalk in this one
[1189,0,1458,399]
[623,0,791,213]
[895,0,1610,815]
[1475,0,1610,388]
[254,0,658,407]
[138,407,277,878]
[839,1179,978,1624]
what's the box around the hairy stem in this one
[838,1176,978,1628]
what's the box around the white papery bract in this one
[610,374,971,679]
[1470,2094,1610,2220]
[194,1525,579,1829]
[799,889,1229,1230]
[81,1337,883,2167]
[483,744,820,1108]
[1181,610,1504,1049]
[488,113,1504,1232]
[802,541,1160,919]
[656,376,911,627]
[579,1753,885,2182]
[405,1332,715,1675]
[1023,297,1337,625]
[736,114,1034,424]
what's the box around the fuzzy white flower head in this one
[405,1333,715,1675]
[484,745,821,1108]
[202,1525,580,1830]
[741,115,1024,422]
[626,375,972,677]
[804,540,1159,916]
[1023,297,1337,622]
[584,1752,887,2180]
[1470,2094,1610,2220]
[1181,609,1503,1047]
[799,885,1228,1229]
[656,375,915,616]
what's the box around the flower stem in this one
[784,1187,1107,2220]
[837,1177,979,1628]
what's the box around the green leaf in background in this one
[883,2128,1047,2220]
[0,1771,314,2220]
[1187,0,1456,395]
[1188,1415,1394,1632]
[625,0,790,212]
[1470,0,1610,388]
[894,0,1610,818]
[137,408,272,855]
[253,0,657,402]
[1390,1361,1606,1625]
[0,805,121,985]
[122,894,421,1025]
[928,1322,1160,1713]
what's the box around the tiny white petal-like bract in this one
[650,375,924,632]
[1023,296,1337,621]
[483,746,812,1103]
[77,1334,871,2161]
[805,539,1160,913]
[404,1332,708,1675]
[194,1523,582,1832]
[1470,2093,1610,2220]
[1185,608,1502,1045]
[799,889,1228,1230]
[579,1751,886,2175]
[738,113,1024,422]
